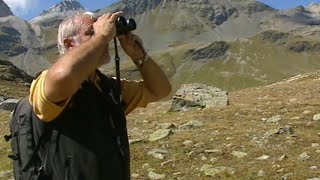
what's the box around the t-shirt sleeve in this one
[121,79,154,115]
[29,70,71,121]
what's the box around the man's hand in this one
[94,12,122,42]
[118,33,146,62]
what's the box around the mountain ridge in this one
[0,0,13,17]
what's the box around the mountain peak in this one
[40,0,85,16]
[0,0,13,17]
[306,2,320,14]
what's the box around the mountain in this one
[0,16,50,76]
[2,0,320,91]
[98,0,320,92]
[306,2,320,15]
[41,0,84,15]
[100,0,277,50]
[0,0,13,17]
[2,1,320,179]
[30,0,85,27]
[0,0,86,77]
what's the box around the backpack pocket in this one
[12,114,36,171]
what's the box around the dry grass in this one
[126,72,320,179]
[0,72,320,179]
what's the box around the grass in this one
[125,72,320,179]
[1,68,320,179]
[0,112,12,173]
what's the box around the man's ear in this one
[64,38,74,50]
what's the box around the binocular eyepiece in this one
[116,16,136,35]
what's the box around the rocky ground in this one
[1,71,320,179]
[126,71,320,179]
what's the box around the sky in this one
[3,0,320,20]
[3,0,118,20]
[258,0,320,9]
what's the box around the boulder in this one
[0,98,19,111]
[169,83,229,112]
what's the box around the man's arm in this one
[45,12,122,103]
[118,33,171,101]
[137,57,171,101]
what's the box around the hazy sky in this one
[3,0,118,20]
[258,0,320,9]
[3,0,320,20]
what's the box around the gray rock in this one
[0,98,19,111]
[307,178,320,180]
[255,155,269,160]
[281,173,294,180]
[231,151,248,158]
[129,139,143,145]
[257,169,266,177]
[313,113,320,121]
[169,83,228,112]
[179,120,204,130]
[147,149,169,160]
[148,171,166,180]
[148,129,172,142]
[0,170,13,178]
[0,96,5,103]
[264,115,282,123]
[298,152,310,161]
[200,164,235,177]
[182,140,194,147]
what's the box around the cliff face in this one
[0,0,13,17]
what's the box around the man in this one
[29,11,171,179]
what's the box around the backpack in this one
[4,70,130,180]
[4,97,53,180]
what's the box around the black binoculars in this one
[116,16,136,35]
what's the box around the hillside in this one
[1,0,320,92]
[122,70,320,179]
[1,0,320,179]
[1,69,320,179]
[0,60,31,98]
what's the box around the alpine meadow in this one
[0,0,320,179]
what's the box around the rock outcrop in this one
[169,83,229,112]
[186,41,230,60]
[0,0,13,17]
[0,60,32,83]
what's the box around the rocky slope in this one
[30,0,85,27]
[2,0,320,90]
[120,69,320,180]
[0,60,31,98]
[0,0,86,76]
[0,0,13,17]
[1,62,320,179]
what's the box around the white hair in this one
[57,11,98,55]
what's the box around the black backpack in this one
[4,97,53,180]
[4,71,130,180]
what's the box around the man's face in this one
[77,16,95,43]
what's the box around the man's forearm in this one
[138,57,171,101]
[45,35,110,103]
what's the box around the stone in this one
[231,151,248,158]
[0,98,19,111]
[179,120,204,130]
[200,164,235,177]
[313,113,320,121]
[148,129,172,142]
[256,155,269,160]
[148,171,166,179]
[147,149,169,160]
[298,152,310,161]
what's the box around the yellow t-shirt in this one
[29,70,152,121]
